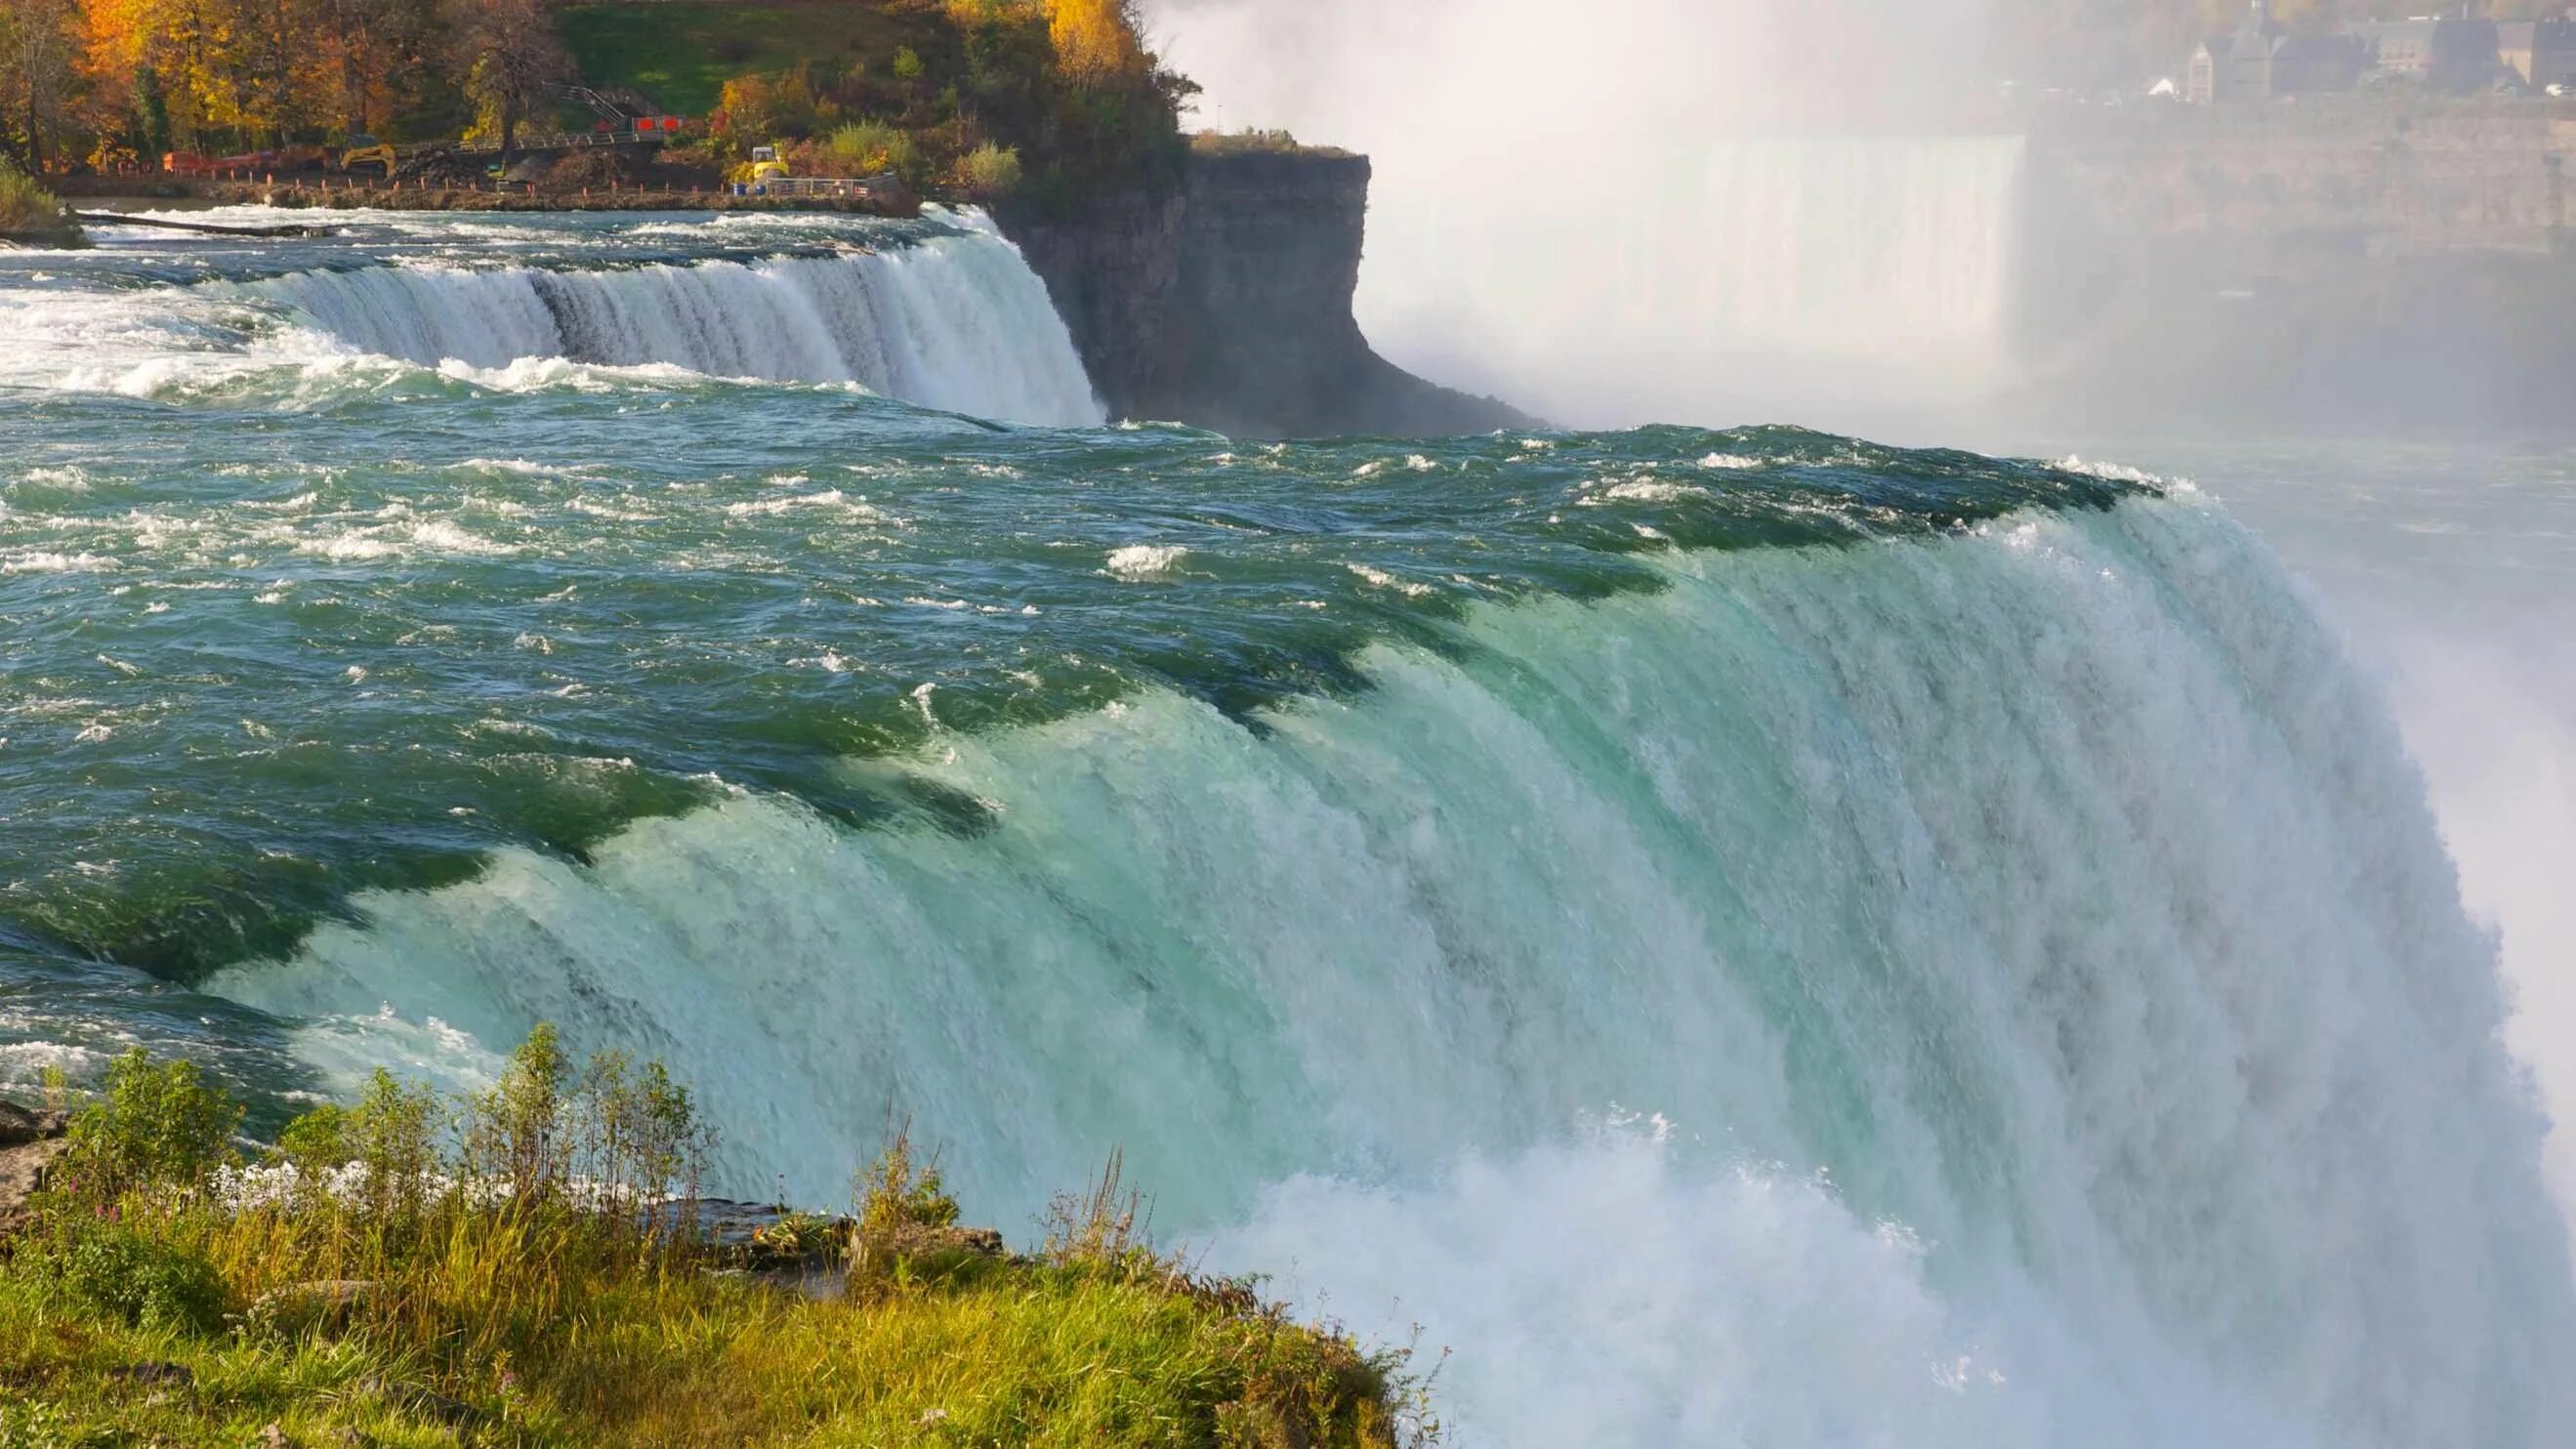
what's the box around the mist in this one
[1141,0,2016,436]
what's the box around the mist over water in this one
[1143,0,2018,434]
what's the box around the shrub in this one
[56,1048,243,1205]
[51,1222,231,1334]
[462,1022,569,1201]
[0,156,70,240]
[827,119,917,176]
[958,141,1024,196]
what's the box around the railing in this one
[733,177,882,199]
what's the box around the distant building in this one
[2496,19,2576,89]
[2353,15,2505,93]
[2189,2,2369,104]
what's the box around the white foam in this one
[1105,544,1189,579]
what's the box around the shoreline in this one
[57,176,923,219]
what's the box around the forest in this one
[0,0,1184,199]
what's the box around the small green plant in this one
[893,47,926,82]
[850,1129,962,1279]
[1043,1147,1151,1271]
[958,141,1024,196]
[49,1222,230,1334]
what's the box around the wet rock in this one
[0,1102,69,1236]
[109,1360,195,1389]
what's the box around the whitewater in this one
[3,209,2571,1446]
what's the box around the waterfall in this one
[206,489,2576,1447]
[257,227,1103,428]
[1683,136,2023,362]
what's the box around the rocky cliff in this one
[998,149,1529,438]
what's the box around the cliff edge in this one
[999,147,1531,438]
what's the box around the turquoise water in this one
[3,210,2571,1445]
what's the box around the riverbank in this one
[0,1033,1421,1447]
[62,176,921,219]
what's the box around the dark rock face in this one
[999,151,1531,438]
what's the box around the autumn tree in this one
[1044,0,1145,86]
[445,0,566,162]
[0,0,83,171]
[310,0,435,136]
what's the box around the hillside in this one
[558,2,942,118]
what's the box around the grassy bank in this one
[560,2,939,120]
[0,1033,1427,1447]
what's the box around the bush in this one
[0,156,70,239]
[51,1223,231,1334]
[56,1049,243,1205]
[827,119,917,177]
[957,141,1024,196]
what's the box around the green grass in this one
[0,1036,1426,1447]
[558,2,941,117]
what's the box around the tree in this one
[446,0,564,163]
[1044,0,1145,86]
[0,0,82,171]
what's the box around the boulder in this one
[0,1102,69,1236]
[0,1099,67,1146]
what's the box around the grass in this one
[558,3,943,117]
[0,1035,1428,1447]
[1189,130,1357,161]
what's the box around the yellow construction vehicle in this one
[749,145,791,184]
[334,136,398,177]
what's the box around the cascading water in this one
[1684,137,2022,361]
[0,206,1101,426]
[257,232,1102,426]
[5,209,2570,1447]
[202,486,2573,1447]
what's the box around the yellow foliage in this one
[1044,0,1145,85]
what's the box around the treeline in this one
[0,0,1189,196]
[697,0,1194,203]
[0,0,574,170]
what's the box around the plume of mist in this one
[1142,0,2019,434]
